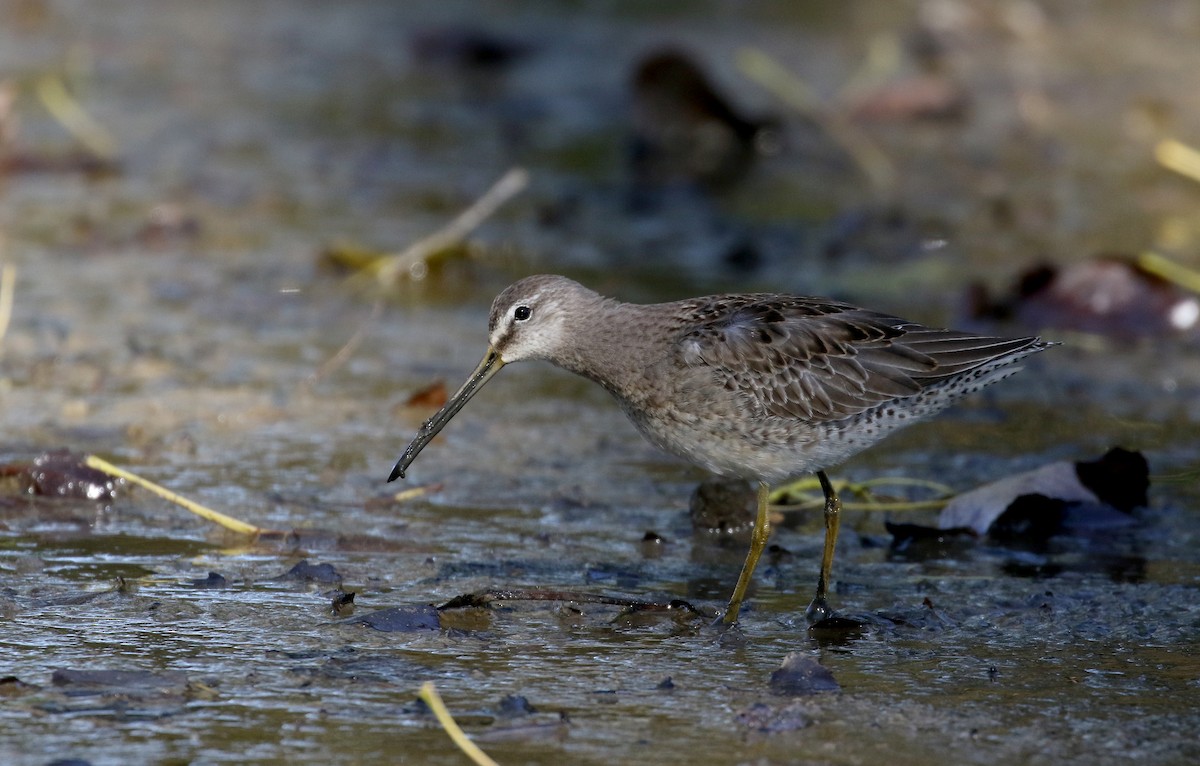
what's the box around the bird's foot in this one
[804,596,834,624]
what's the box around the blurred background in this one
[1,2,1198,765]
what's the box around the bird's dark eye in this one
[514,305,532,321]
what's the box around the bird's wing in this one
[674,295,1038,423]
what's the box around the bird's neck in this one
[555,298,667,400]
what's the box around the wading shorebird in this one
[389,275,1051,625]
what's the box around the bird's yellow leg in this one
[805,470,841,623]
[722,481,772,625]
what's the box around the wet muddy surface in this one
[1,2,1199,764]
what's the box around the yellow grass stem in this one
[36,74,117,159]
[0,262,15,348]
[736,47,896,196]
[84,455,263,536]
[771,475,956,513]
[391,484,439,503]
[418,682,499,766]
[1155,138,1200,185]
[1138,250,1200,294]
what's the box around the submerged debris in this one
[689,477,757,533]
[0,448,118,501]
[630,48,780,193]
[969,255,1200,339]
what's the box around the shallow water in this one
[1,2,1199,764]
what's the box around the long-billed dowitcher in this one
[389,275,1052,625]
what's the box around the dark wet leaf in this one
[988,494,1069,543]
[768,652,839,696]
[275,560,342,585]
[937,448,1148,539]
[352,605,441,632]
[1075,447,1149,513]
[495,694,536,718]
[188,572,228,589]
[404,379,448,409]
[0,449,118,501]
[51,669,190,697]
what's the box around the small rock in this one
[768,652,839,695]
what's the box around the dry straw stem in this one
[314,168,528,380]
[0,261,15,350]
[391,483,440,503]
[84,455,266,536]
[1155,138,1200,185]
[1138,250,1200,294]
[736,47,897,197]
[375,166,529,285]
[418,682,500,766]
[36,74,117,160]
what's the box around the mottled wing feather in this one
[676,295,1039,423]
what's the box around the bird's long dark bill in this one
[387,348,505,482]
